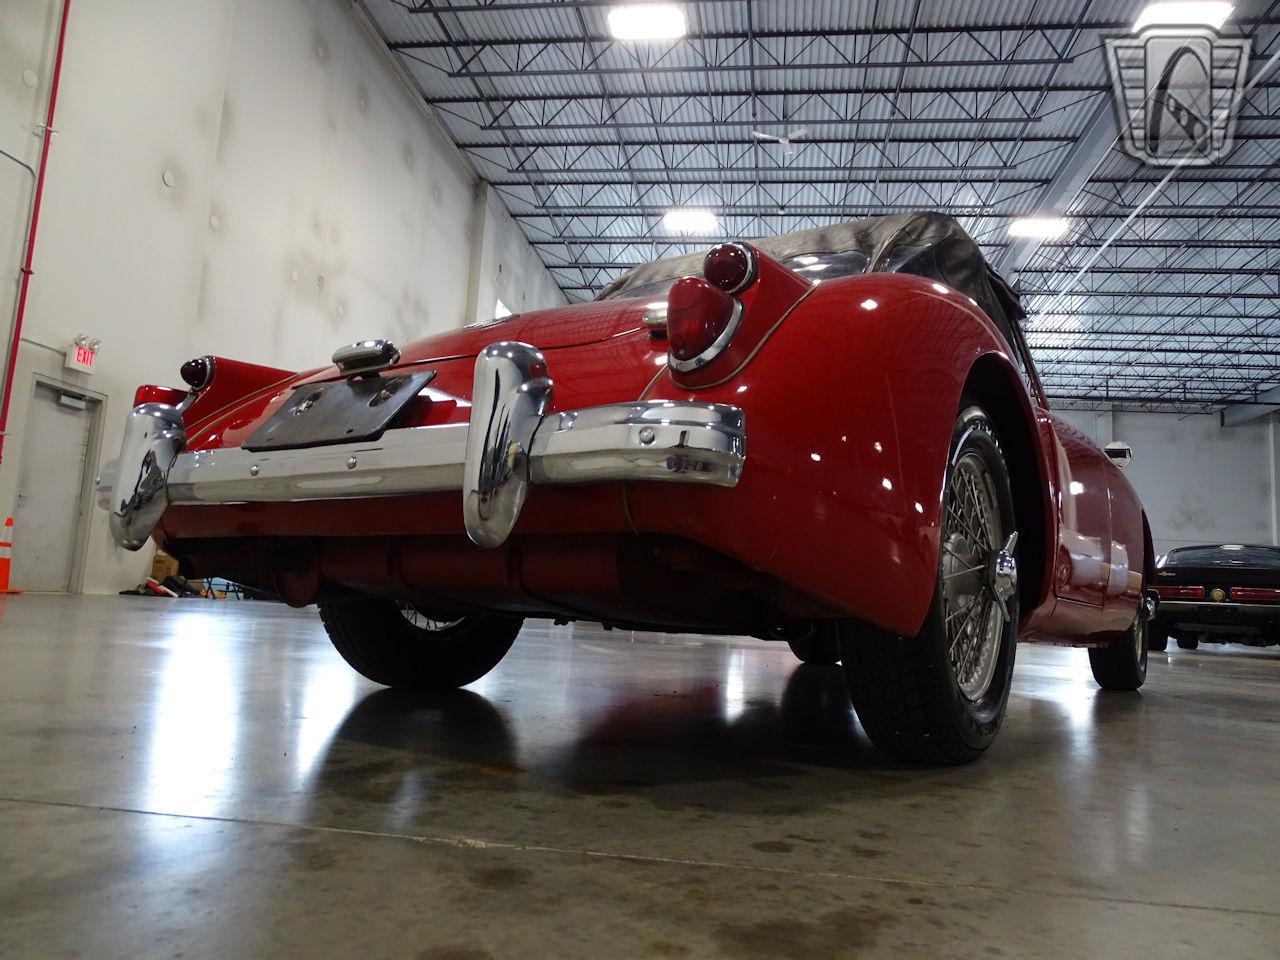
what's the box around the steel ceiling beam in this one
[425,82,1119,104]
[1221,384,1280,426]
[392,18,1142,41]
[451,115,1051,132]
[453,134,1081,149]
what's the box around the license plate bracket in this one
[242,371,435,451]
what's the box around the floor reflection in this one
[145,611,240,818]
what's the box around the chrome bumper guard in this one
[97,341,746,550]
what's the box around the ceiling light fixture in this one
[607,4,687,41]
[1008,217,1071,239]
[662,208,718,233]
[1133,2,1233,31]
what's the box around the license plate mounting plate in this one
[241,371,435,451]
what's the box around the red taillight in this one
[703,242,757,294]
[133,385,188,407]
[667,277,741,371]
[1155,585,1206,600]
[180,355,215,390]
[1230,587,1280,602]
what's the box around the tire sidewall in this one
[926,407,1020,747]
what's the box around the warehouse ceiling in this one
[360,0,1280,414]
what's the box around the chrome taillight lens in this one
[666,277,742,372]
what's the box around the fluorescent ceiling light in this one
[1133,2,1232,31]
[1008,216,1071,239]
[608,4,687,41]
[662,208,717,233]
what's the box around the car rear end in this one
[1152,545,1280,645]
[96,244,827,632]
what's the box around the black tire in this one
[1149,625,1169,652]
[1089,602,1149,691]
[1176,635,1199,651]
[838,405,1019,765]
[785,624,841,665]
[318,597,522,691]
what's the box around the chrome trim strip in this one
[1156,601,1280,618]
[167,424,469,504]
[530,401,744,486]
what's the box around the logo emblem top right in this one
[1105,23,1250,166]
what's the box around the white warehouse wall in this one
[0,0,565,594]
[1057,409,1278,556]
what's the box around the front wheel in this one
[318,598,522,691]
[1176,635,1199,651]
[838,405,1019,765]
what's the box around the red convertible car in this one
[98,212,1154,764]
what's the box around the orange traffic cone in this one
[0,517,22,594]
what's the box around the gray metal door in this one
[11,382,95,592]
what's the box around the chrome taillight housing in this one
[180,355,215,390]
[665,243,758,372]
[664,241,812,388]
[703,242,757,294]
[667,277,743,372]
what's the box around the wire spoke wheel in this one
[837,405,1020,765]
[941,450,1012,702]
[397,602,467,634]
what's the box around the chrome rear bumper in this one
[97,341,746,550]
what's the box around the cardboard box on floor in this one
[151,550,180,582]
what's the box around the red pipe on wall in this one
[0,0,72,466]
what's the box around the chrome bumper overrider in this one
[97,341,746,550]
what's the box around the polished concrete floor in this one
[0,595,1277,959]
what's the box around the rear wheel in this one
[1176,635,1199,651]
[1149,625,1169,652]
[1089,599,1149,691]
[838,406,1019,765]
[318,597,522,691]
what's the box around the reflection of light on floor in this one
[145,612,238,817]
[293,658,359,784]
[1059,683,1095,733]
[723,648,746,722]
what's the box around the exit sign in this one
[65,342,96,374]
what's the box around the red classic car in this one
[98,212,1154,764]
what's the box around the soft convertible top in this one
[596,211,1026,345]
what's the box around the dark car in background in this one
[1152,545,1280,651]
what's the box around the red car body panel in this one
[154,270,1147,645]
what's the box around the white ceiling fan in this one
[751,127,810,155]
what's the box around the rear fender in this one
[630,273,1038,636]
[183,357,298,435]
